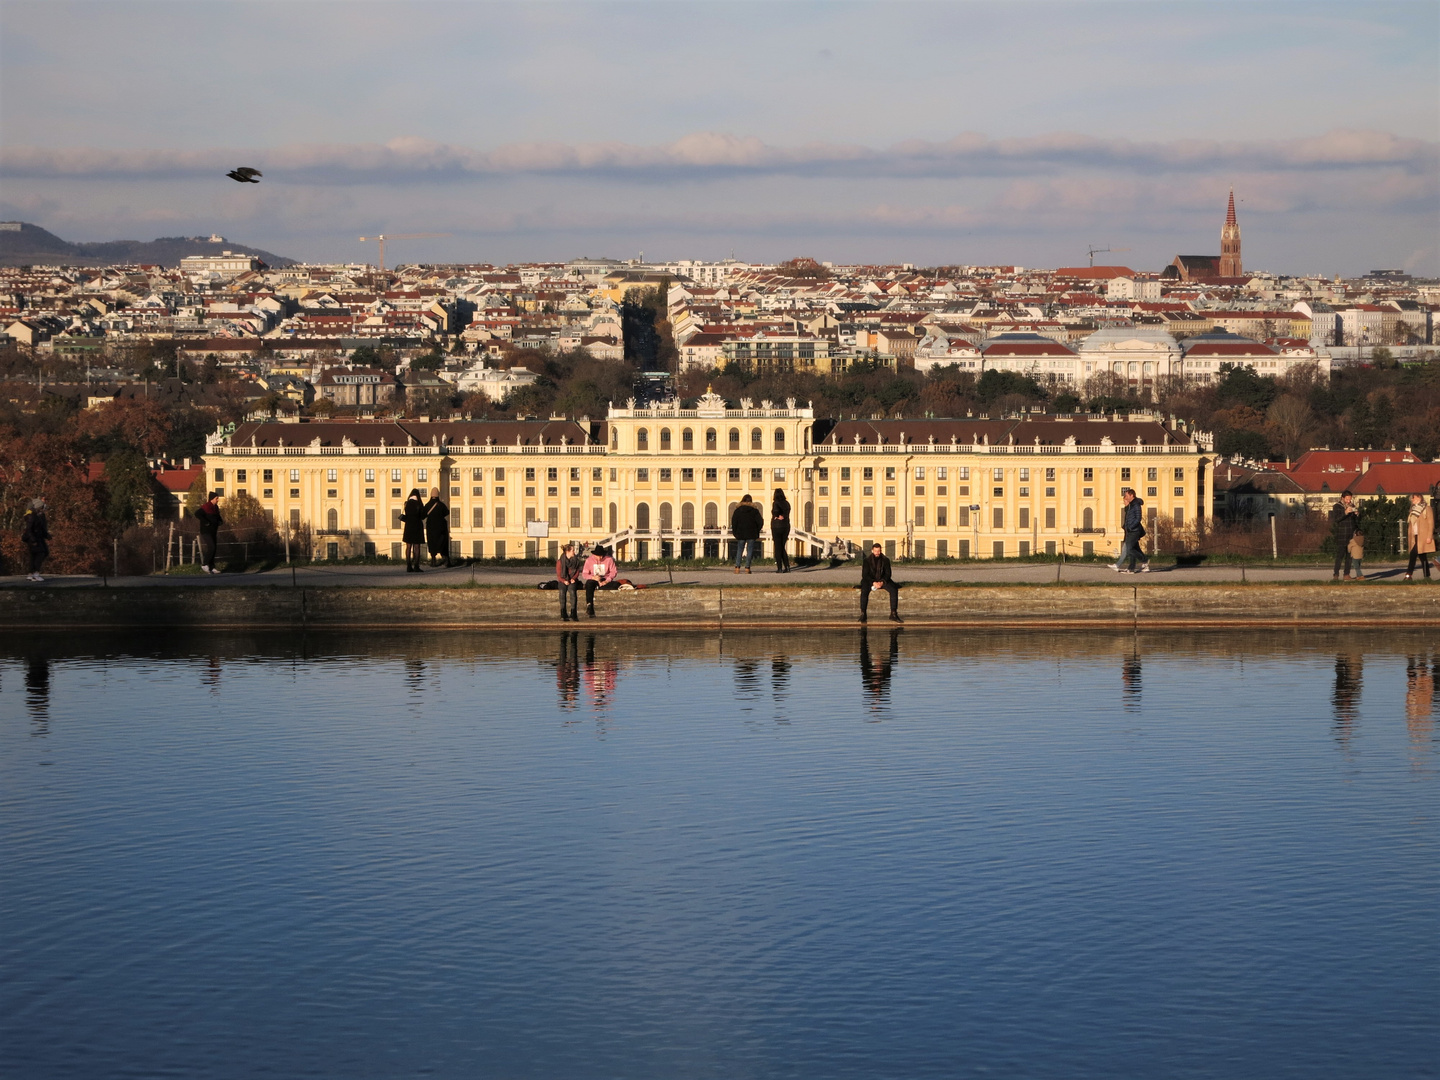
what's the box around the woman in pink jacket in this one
[581,544,618,618]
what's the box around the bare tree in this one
[1267,394,1317,460]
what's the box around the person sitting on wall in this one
[859,543,902,624]
[582,544,618,618]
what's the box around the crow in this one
[226,167,262,183]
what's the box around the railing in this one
[1073,527,1107,536]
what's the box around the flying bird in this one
[226,167,262,183]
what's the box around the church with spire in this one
[1163,189,1245,282]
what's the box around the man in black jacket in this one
[859,543,902,623]
[1331,490,1359,580]
[195,492,223,574]
[731,494,764,573]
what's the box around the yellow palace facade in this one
[205,390,1211,562]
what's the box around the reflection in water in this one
[1333,653,1363,751]
[404,658,426,696]
[201,655,222,694]
[556,633,581,711]
[1122,653,1142,711]
[859,629,899,717]
[1405,655,1435,767]
[733,659,762,711]
[771,656,791,711]
[25,654,50,732]
[583,636,617,714]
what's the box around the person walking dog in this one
[556,541,584,620]
[195,491,223,574]
[859,542,902,623]
[770,488,792,573]
[731,494,764,573]
[1330,490,1359,580]
[20,498,50,582]
[1403,492,1435,581]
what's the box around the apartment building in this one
[204,391,1208,563]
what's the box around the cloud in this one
[3,129,1433,184]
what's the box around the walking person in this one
[859,542,902,623]
[195,491,223,574]
[1403,492,1435,581]
[1119,487,1150,573]
[556,541,584,621]
[402,488,428,572]
[582,543,617,618]
[424,487,452,567]
[770,488,792,573]
[20,498,50,582]
[1330,490,1359,580]
[1348,529,1366,582]
[731,494,764,573]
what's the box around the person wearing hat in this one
[581,543,617,618]
[21,498,50,582]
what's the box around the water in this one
[2,629,1437,1079]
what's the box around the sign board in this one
[526,520,549,538]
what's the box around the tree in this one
[1214,364,1278,412]
[0,430,109,574]
[309,397,336,417]
[71,398,172,458]
[975,369,1045,404]
[1266,394,1317,460]
[102,450,155,526]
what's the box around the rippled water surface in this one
[2,629,1437,1079]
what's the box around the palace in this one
[204,392,1211,563]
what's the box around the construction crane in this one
[1087,244,1131,267]
[357,232,450,273]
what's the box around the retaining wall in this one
[0,583,1435,630]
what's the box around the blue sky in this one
[1,1,1436,274]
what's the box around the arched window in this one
[682,428,694,450]
[660,428,671,450]
[727,501,738,524]
[636,502,650,531]
[729,428,740,450]
[637,428,649,451]
[704,502,718,529]
[773,427,785,451]
[681,502,695,531]
[751,427,763,449]
[1083,507,1094,531]
[804,501,813,531]
[327,508,338,532]
[611,428,618,449]
[659,502,673,530]
[609,503,617,533]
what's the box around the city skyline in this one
[1,1,1436,275]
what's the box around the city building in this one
[203,391,1209,563]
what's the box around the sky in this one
[1,0,1437,275]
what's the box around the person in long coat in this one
[402,488,428,572]
[424,487,452,567]
[20,498,50,582]
[770,488,792,573]
[1404,492,1435,581]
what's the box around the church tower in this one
[1219,188,1242,278]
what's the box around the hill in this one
[0,221,296,268]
